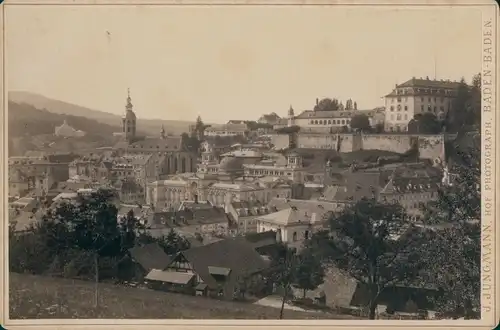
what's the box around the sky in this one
[6,5,482,123]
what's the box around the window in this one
[397,105,401,111]
[428,97,431,102]
[421,105,424,111]
[391,98,394,103]
[428,105,432,112]
[305,230,310,239]
[390,106,394,112]
[328,120,331,124]
[293,232,298,241]
[421,97,424,102]
[397,114,401,120]
[404,106,408,111]
[397,97,401,102]
[404,114,408,120]
[440,97,444,103]
[434,106,437,112]
[434,97,437,102]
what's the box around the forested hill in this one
[8,101,120,138]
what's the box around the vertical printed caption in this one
[480,7,496,324]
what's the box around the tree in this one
[262,243,298,319]
[345,99,354,110]
[350,114,371,132]
[314,98,340,111]
[445,74,480,133]
[192,115,206,139]
[419,139,480,319]
[374,123,385,133]
[181,132,201,154]
[307,199,430,319]
[157,229,191,255]
[292,248,325,298]
[275,125,300,134]
[407,113,441,134]
[22,188,129,307]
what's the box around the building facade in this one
[113,90,198,177]
[204,123,248,137]
[383,77,461,132]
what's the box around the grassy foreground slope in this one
[9,273,356,319]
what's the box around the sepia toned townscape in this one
[5,5,485,322]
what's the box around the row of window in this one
[395,88,455,96]
[392,96,447,103]
[390,105,408,112]
[309,119,351,125]
[389,114,408,121]
[422,105,445,113]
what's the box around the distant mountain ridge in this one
[8,91,195,135]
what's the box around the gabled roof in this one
[267,198,339,220]
[380,176,440,194]
[128,137,183,152]
[129,243,171,271]
[239,231,278,249]
[256,208,300,226]
[397,78,462,89]
[327,172,381,202]
[173,238,268,289]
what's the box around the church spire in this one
[126,88,133,111]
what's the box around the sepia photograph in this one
[1,0,498,328]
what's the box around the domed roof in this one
[123,109,136,120]
[218,156,244,172]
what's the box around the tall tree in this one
[407,113,442,134]
[307,199,430,319]
[350,114,371,132]
[292,248,325,298]
[194,115,205,136]
[420,137,480,318]
[264,243,298,319]
[446,74,480,133]
[345,99,353,110]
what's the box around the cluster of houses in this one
[8,79,461,318]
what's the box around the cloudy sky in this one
[6,5,482,123]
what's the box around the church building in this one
[113,89,198,176]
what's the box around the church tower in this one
[122,88,137,143]
[287,105,295,127]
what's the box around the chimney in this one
[316,98,319,106]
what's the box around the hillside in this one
[9,91,195,135]
[8,101,121,155]
[8,101,120,138]
[9,273,356,319]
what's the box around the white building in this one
[383,77,461,132]
[256,198,340,248]
[292,109,382,131]
[204,123,248,137]
[54,120,86,137]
